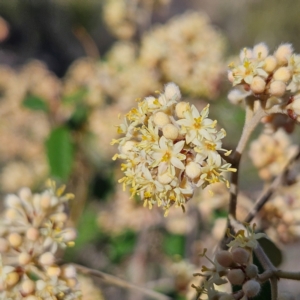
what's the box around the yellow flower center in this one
[205,141,216,151]
[162,151,171,162]
[193,117,202,129]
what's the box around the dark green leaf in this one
[23,95,48,112]
[45,127,74,180]
[259,237,282,267]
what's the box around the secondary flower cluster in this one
[228,43,300,117]
[0,180,80,299]
[193,224,266,299]
[112,83,235,215]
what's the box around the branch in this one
[73,263,172,300]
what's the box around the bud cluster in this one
[0,181,80,299]
[228,43,300,121]
[112,83,235,215]
[193,224,266,299]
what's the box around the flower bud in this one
[164,82,181,101]
[253,43,269,60]
[287,94,300,115]
[39,252,55,266]
[240,48,252,61]
[26,227,39,241]
[153,112,170,127]
[250,76,266,94]
[157,172,173,184]
[269,80,286,97]
[19,187,32,202]
[245,264,258,278]
[228,71,234,83]
[231,247,250,265]
[274,44,293,65]
[273,67,291,82]
[61,265,77,278]
[6,272,19,287]
[47,265,61,277]
[8,233,22,248]
[215,250,233,268]
[163,124,179,140]
[242,279,261,297]
[175,102,190,119]
[185,162,201,179]
[120,141,136,155]
[18,252,31,265]
[21,279,35,295]
[263,55,277,73]
[227,269,245,285]
[62,228,77,242]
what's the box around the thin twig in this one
[73,263,172,300]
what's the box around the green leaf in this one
[45,127,74,180]
[62,88,87,105]
[23,95,49,112]
[163,234,185,257]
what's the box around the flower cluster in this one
[228,43,300,117]
[0,181,80,299]
[112,83,235,215]
[193,224,266,299]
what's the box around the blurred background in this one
[1,0,300,299]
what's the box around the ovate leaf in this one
[45,127,74,180]
[23,95,49,112]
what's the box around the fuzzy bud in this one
[39,252,55,266]
[164,82,181,101]
[185,162,201,179]
[61,228,77,242]
[242,279,261,297]
[8,233,22,248]
[18,252,31,265]
[227,269,245,285]
[274,44,293,65]
[21,279,35,295]
[287,94,300,115]
[215,250,234,268]
[47,265,61,277]
[153,112,170,127]
[269,80,286,97]
[240,48,253,61]
[175,102,190,119]
[228,71,234,83]
[263,55,277,73]
[61,265,77,278]
[26,227,39,241]
[6,272,19,287]
[120,141,136,155]
[245,264,258,278]
[157,172,173,184]
[163,124,179,140]
[253,43,269,60]
[231,247,250,265]
[273,67,291,82]
[250,76,266,93]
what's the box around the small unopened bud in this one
[274,43,293,65]
[263,55,277,73]
[18,252,31,265]
[66,278,78,288]
[164,82,181,101]
[228,71,234,83]
[6,272,19,287]
[278,291,295,300]
[62,228,77,242]
[47,265,61,277]
[40,194,51,209]
[175,102,190,119]
[245,264,258,278]
[253,43,269,60]
[269,80,286,97]
[26,227,39,241]
[61,265,77,278]
[227,269,245,285]
[287,94,300,115]
[231,247,250,265]
[273,67,291,82]
[242,279,261,297]
[215,250,233,268]
[250,76,266,93]
[185,162,201,179]
[153,112,170,127]
[50,212,68,223]
[39,252,55,266]
[120,141,136,155]
[163,124,179,140]
[8,233,22,248]
[21,279,35,295]
[157,172,173,184]
[240,48,253,61]
[19,187,32,202]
